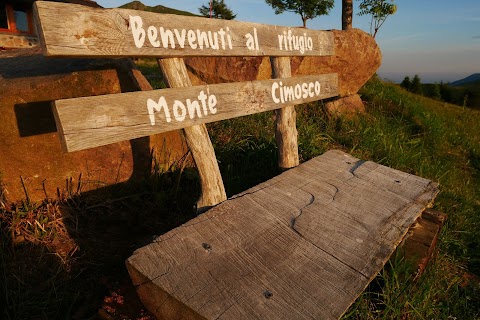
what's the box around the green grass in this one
[135,58,168,89]
[353,78,480,276]
[329,78,480,319]
[208,76,480,319]
[1,74,480,318]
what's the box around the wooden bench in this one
[34,2,439,319]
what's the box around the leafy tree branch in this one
[357,0,397,38]
[265,0,334,28]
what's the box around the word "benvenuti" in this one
[129,16,314,54]
[130,16,233,50]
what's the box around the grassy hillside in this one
[119,0,197,16]
[337,77,480,318]
[203,75,480,319]
[1,73,479,319]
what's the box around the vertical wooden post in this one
[158,58,227,211]
[271,57,300,170]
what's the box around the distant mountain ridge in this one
[450,73,480,87]
[119,1,197,16]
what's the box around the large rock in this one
[184,28,381,97]
[185,56,273,85]
[325,94,365,118]
[0,48,186,202]
[292,29,381,96]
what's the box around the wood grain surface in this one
[53,74,338,152]
[158,57,226,210]
[34,1,334,58]
[127,150,439,320]
[271,57,299,170]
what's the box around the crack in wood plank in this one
[290,192,315,234]
[348,159,366,176]
[133,270,171,288]
[290,206,369,280]
[212,293,243,320]
[230,179,284,200]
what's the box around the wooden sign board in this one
[34,1,334,58]
[53,74,338,152]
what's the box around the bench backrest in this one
[34,1,339,209]
[35,2,334,58]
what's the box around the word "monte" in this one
[147,90,217,125]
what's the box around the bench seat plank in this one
[127,150,439,320]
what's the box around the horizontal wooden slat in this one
[53,74,338,152]
[126,150,439,319]
[34,1,334,58]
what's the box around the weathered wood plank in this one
[158,57,226,210]
[126,150,439,320]
[52,74,338,152]
[399,209,447,278]
[271,57,299,170]
[34,1,334,58]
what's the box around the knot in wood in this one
[263,290,273,299]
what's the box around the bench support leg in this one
[158,58,227,211]
[271,57,300,170]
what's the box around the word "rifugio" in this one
[130,16,233,50]
[147,90,218,126]
[277,29,314,54]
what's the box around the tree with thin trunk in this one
[199,0,236,20]
[265,0,335,28]
[342,0,353,30]
[357,0,397,38]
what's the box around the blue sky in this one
[96,0,480,83]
